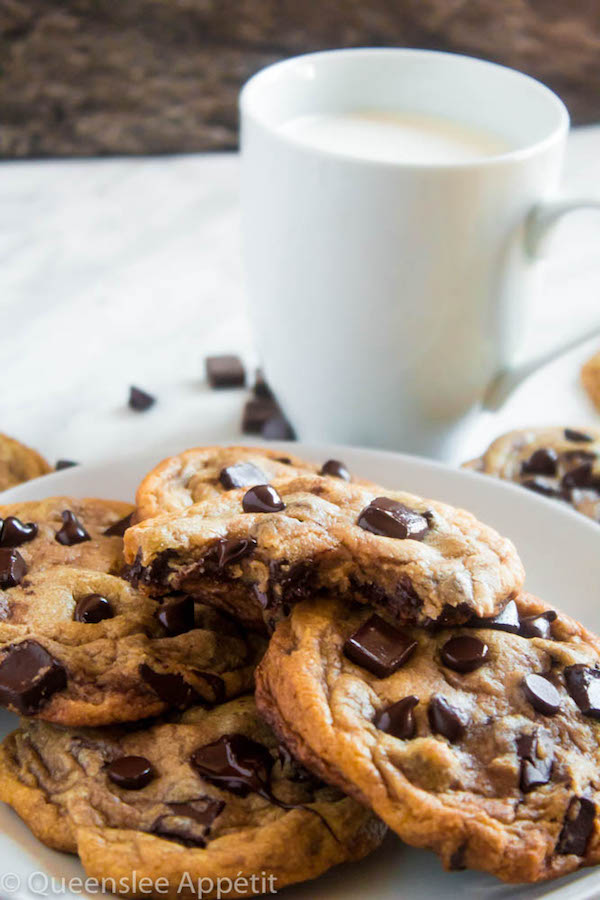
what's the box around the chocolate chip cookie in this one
[134,445,335,522]
[464,427,600,521]
[125,474,524,631]
[0,433,51,492]
[0,498,263,725]
[0,696,385,898]
[256,592,600,883]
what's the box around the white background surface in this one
[1,127,600,468]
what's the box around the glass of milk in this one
[240,49,600,459]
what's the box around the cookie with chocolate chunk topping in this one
[256,592,600,883]
[0,696,384,897]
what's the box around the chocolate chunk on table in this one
[206,355,246,389]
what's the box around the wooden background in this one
[1,0,599,158]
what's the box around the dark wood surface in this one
[1,0,599,158]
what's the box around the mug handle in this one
[483,197,600,411]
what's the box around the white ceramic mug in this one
[240,48,600,458]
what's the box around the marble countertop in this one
[1,128,600,472]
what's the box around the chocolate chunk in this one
[521,478,562,498]
[107,756,155,790]
[55,459,78,470]
[55,510,91,546]
[253,368,274,400]
[129,386,156,411]
[190,733,273,796]
[139,664,200,708]
[241,397,277,434]
[219,462,266,490]
[448,845,467,871]
[468,599,520,634]
[358,497,429,541]
[564,665,600,718]
[374,696,418,739]
[428,696,465,742]
[262,413,296,441]
[0,549,27,588]
[565,428,594,443]
[562,450,596,463]
[104,513,133,537]
[152,798,225,846]
[0,641,67,714]
[0,517,38,548]
[556,797,596,856]
[519,610,557,639]
[193,671,225,705]
[320,459,351,481]
[520,448,558,477]
[344,615,417,678]
[206,355,246,389]
[214,537,257,568]
[242,484,285,513]
[522,673,560,716]
[517,732,553,793]
[561,462,600,493]
[157,595,195,635]
[73,593,114,624]
[440,636,489,673]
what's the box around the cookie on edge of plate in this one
[0,497,264,725]
[256,591,600,883]
[0,695,386,899]
[0,434,51,492]
[464,427,600,521]
[124,473,525,632]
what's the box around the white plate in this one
[1,441,599,900]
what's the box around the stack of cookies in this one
[1,445,600,894]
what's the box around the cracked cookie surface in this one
[464,427,600,521]
[0,497,263,725]
[0,434,51,492]
[125,474,524,631]
[256,592,600,883]
[0,696,385,899]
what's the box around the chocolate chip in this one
[344,615,417,678]
[564,665,600,718]
[107,756,155,790]
[520,448,558,477]
[241,398,277,434]
[517,732,553,793]
[157,595,195,635]
[565,429,594,443]
[152,798,225,846]
[374,696,418,739]
[242,484,285,513]
[519,610,557,639]
[0,517,38,548]
[556,797,596,856]
[253,368,273,399]
[190,733,273,796]
[468,599,520,634]
[73,593,114,624]
[320,459,351,481]
[129,386,156,412]
[206,355,246,389]
[262,413,296,441]
[0,549,27,588]
[521,478,562,498]
[0,641,67,714]
[214,537,257,568]
[358,497,429,541]
[219,462,267,490]
[440,636,489,673]
[104,513,134,537]
[522,673,560,715]
[428,696,465,742]
[55,459,78,470]
[55,511,91,546]
[139,664,200,708]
